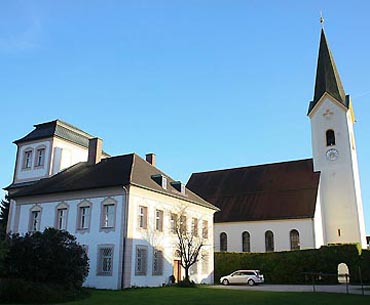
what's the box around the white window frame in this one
[152,248,163,276]
[191,217,198,237]
[155,209,163,232]
[23,148,33,169]
[34,146,46,168]
[138,205,148,229]
[97,244,114,276]
[29,205,42,232]
[135,245,148,275]
[55,202,69,230]
[202,220,208,239]
[100,198,117,231]
[77,200,92,232]
[170,213,177,234]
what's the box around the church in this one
[4,28,368,289]
[187,29,367,252]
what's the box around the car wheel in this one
[222,279,229,286]
[248,279,255,286]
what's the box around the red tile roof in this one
[186,159,320,223]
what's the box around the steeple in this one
[308,29,348,115]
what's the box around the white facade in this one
[309,94,367,248]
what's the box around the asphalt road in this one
[211,284,370,295]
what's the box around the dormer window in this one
[326,129,335,146]
[151,174,167,189]
[23,149,33,169]
[35,147,46,167]
[170,181,186,195]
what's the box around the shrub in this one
[215,245,370,284]
[3,228,89,290]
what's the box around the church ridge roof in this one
[308,29,347,115]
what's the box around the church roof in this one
[8,153,217,211]
[186,159,320,222]
[308,29,349,114]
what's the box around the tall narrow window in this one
[152,249,163,275]
[326,129,336,146]
[220,232,227,252]
[265,230,274,252]
[242,231,251,252]
[201,251,209,274]
[77,201,92,231]
[101,199,116,229]
[155,209,163,232]
[138,206,148,229]
[179,215,187,234]
[135,246,148,275]
[57,207,68,230]
[30,209,41,231]
[170,213,177,234]
[23,150,33,169]
[97,245,114,276]
[35,148,45,167]
[202,220,208,239]
[290,229,300,250]
[191,218,198,237]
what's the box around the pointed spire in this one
[308,29,348,114]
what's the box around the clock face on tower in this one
[326,148,339,161]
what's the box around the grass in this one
[62,286,370,305]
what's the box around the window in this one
[220,232,227,252]
[242,231,251,252]
[191,218,198,237]
[35,147,46,167]
[290,229,300,250]
[29,206,41,231]
[201,251,209,274]
[101,199,116,229]
[179,215,186,234]
[138,206,148,229]
[170,213,177,234]
[152,249,163,275]
[202,220,208,239]
[135,246,148,275]
[23,149,33,169]
[326,129,336,146]
[97,245,114,276]
[77,201,91,231]
[155,209,163,232]
[265,230,274,252]
[55,203,68,230]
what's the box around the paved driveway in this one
[211,284,370,295]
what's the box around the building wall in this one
[310,95,367,248]
[126,185,215,287]
[214,218,315,253]
[10,187,126,290]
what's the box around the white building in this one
[6,121,218,289]
[186,29,367,252]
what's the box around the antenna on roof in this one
[320,11,325,28]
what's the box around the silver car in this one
[220,269,264,286]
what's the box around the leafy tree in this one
[3,228,89,289]
[0,196,10,240]
[175,207,205,285]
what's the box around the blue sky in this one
[1,1,370,234]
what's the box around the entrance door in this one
[173,260,181,283]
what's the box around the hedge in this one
[215,244,370,284]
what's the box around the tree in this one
[0,196,10,240]
[175,207,205,284]
[3,228,89,289]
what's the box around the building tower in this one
[308,29,367,248]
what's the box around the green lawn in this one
[63,286,370,305]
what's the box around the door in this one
[173,260,182,283]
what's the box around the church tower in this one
[308,29,367,248]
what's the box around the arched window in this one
[220,232,227,252]
[326,129,335,146]
[265,230,274,252]
[242,231,251,252]
[290,229,300,250]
